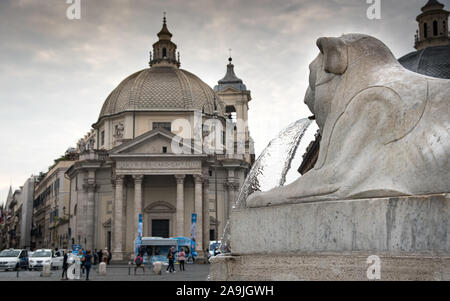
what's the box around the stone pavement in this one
[0,263,210,281]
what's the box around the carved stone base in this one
[210,253,450,281]
[210,193,450,281]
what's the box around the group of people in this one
[133,246,188,275]
[61,247,111,281]
[93,248,112,266]
[166,247,186,273]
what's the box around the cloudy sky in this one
[0,0,447,204]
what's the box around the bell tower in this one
[415,0,450,50]
[149,13,180,68]
[214,55,253,164]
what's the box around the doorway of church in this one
[152,219,170,238]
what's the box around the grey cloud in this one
[1,0,446,203]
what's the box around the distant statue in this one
[113,123,124,139]
[247,34,450,208]
[88,137,95,151]
[78,140,86,153]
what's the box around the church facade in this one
[65,17,253,261]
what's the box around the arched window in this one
[424,23,428,38]
[433,20,438,36]
[162,47,167,58]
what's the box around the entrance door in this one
[152,219,170,238]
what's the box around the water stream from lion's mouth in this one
[218,118,314,254]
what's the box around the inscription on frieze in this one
[117,160,201,170]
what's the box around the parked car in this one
[0,249,29,271]
[28,249,64,270]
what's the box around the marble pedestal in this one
[210,194,450,281]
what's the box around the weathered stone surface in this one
[247,34,450,208]
[210,253,450,281]
[233,194,450,255]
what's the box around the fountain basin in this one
[210,193,450,281]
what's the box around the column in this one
[202,178,210,253]
[111,178,116,253]
[133,175,144,237]
[122,181,127,253]
[84,170,97,251]
[194,175,204,257]
[112,175,124,261]
[175,174,185,237]
[225,168,236,220]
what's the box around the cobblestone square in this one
[0,263,210,281]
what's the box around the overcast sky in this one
[1,0,448,204]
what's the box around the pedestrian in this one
[98,248,103,263]
[93,248,98,265]
[78,249,85,275]
[61,252,69,280]
[178,248,186,272]
[102,248,109,264]
[84,250,92,280]
[134,253,145,275]
[107,249,112,265]
[166,248,175,273]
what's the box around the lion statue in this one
[247,34,450,208]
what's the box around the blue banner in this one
[190,213,197,252]
[135,214,143,256]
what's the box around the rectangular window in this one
[152,122,171,132]
[101,131,105,146]
[162,146,167,153]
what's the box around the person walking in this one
[107,249,112,265]
[61,252,69,280]
[134,253,145,275]
[93,249,98,265]
[102,248,109,264]
[84,250,92,280]
[78,249,85,275]
[166,248,175,273]
[178,248,186,272]
[98,249,103,263]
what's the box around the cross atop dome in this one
[150,13,180,68]
[157,12,173,40]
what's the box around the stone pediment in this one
[144,201,176,213]
[109,128,201,155]
[220,86,241,93]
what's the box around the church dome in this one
[98,66,224,121]
[97,17,224,122]
[398,44,450,79]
